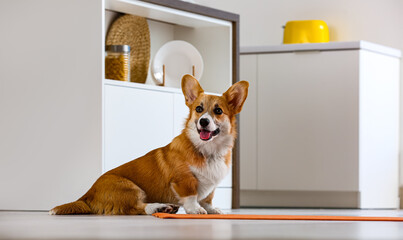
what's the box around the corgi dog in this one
[50,75,248,215]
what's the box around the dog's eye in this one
[196,106,204,113]
[214,108,223,115]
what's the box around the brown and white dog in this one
[50,74,248,215]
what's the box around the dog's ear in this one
[223,81,249,114]
[181,74,204,107]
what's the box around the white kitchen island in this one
[240,41,401,209]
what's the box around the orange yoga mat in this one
[152,213,403,222]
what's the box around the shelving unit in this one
[103,0,239,209]
[105,0,232,93]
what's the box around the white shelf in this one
[105,0,231,28]
[104,79,221,96]
[105,79,182,94]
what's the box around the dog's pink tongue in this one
[200,130,212,140]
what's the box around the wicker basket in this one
[106,14,150,83]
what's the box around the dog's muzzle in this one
[198,128,220,141]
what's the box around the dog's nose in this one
[199,118,210,128]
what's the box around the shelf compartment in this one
[104,1,232,94]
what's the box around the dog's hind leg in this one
[77,174,148,215]
[78,174,178,215]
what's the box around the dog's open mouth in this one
[198,128,220,141]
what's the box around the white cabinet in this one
[240,41,401,209]
[103,0,236,210]
[0,0,238,210]
[173,93,189,137]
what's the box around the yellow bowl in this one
[283,20,329,44]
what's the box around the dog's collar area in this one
[197,128,220,141]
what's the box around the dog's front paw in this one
[207,207,223,214]
[185,206,207,214]
[200,202,224,214]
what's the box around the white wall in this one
[194,0,403,207]
[0,0,103,210]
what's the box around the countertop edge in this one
[240,41,401,58]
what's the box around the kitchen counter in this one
[241,41,401,58]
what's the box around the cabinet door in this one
[239,54,258,190]
[257,51,359,192]
[173,93,189,137]
[104,85,174,171]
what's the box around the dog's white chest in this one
[190,156,229,201]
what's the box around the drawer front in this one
[104,85,174,171]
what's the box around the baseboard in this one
[240,190,360,208]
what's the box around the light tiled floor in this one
[1,208,403,240]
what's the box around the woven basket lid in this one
[106,15,150,83]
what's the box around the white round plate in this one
[152,40,203,88]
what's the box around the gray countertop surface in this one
[241,41,401,58]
